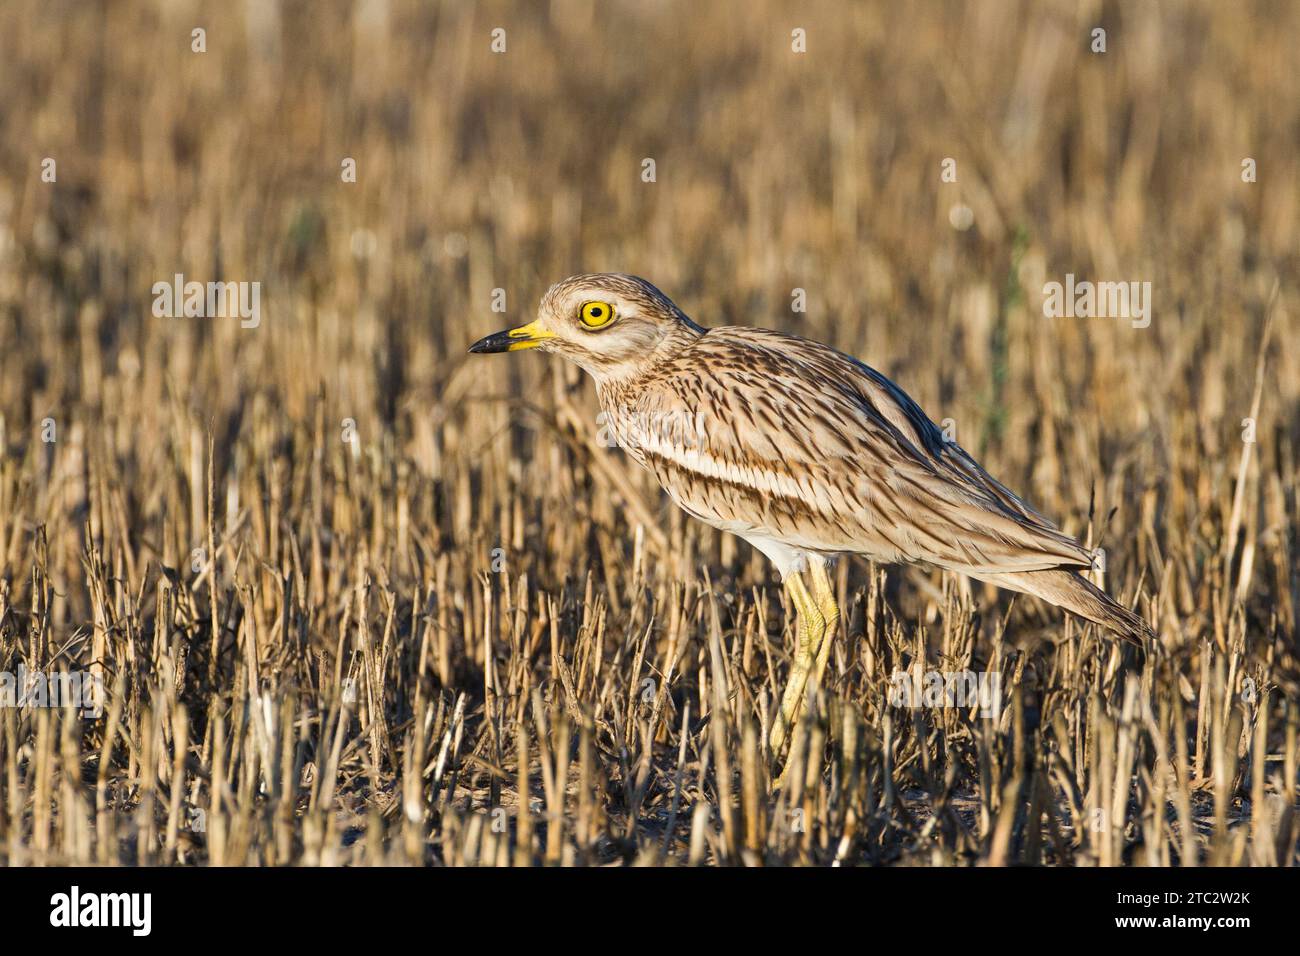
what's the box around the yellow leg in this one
[769,571,826,761]
[808,560,839,691]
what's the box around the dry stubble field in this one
[0,0,1297,866]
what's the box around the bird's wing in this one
[620,326,1092,574]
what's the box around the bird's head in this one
[469,273,703,384]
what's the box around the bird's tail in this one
[970,568,1152,645]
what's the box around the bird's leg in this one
[770,571,826,761]
[807,559,839,691]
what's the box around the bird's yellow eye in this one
[579,301,615,329]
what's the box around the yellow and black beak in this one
[468,319,555,354]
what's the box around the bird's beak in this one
[468,319,556,354]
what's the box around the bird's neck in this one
[591,320,704,405]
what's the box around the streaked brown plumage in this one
[607,324,1149,641]
[470,273,1152,765]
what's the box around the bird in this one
[470,273,1152,767]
